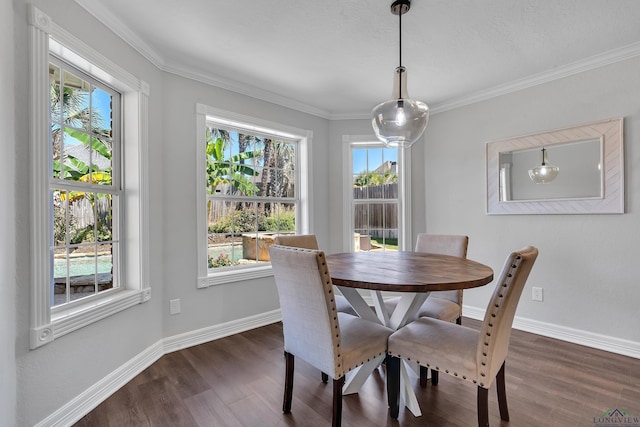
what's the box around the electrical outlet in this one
[169,299,181,315]
[532,287,543,302]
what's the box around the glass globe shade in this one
[528,148,559,184]
[528,164,560,184]
[371,66,429,148]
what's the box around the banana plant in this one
[206,132,259,196]
[54,127,112,202]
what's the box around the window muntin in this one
[206,123,298,270]
[352,145,399,251]
[49,56,121,309]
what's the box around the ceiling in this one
[75,0,640,119]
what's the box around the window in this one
[196,105,311,288]
[342,136,412,252]
[29,6,150,349]
[49,56,121,308]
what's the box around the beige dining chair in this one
[386,246,538,427]
[269,245,393,427]
[274,234,357,317]
[384,233,469,385]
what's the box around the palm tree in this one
[50,65,112,183]
[256,139,296,215]
[205,128,259,195]
[50,67,114,244]
[258,138,274,214]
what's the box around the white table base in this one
[336,286,431,417]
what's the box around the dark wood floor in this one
[75,318,640,426]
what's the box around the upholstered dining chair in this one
[269,245,393,427]
[274,234,357,317]
[386,246,538,427]
[384,233,469,385]
[274,234,360,385]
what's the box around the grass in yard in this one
[371,237,398,250]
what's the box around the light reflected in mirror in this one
[486,118,623,215]
[499,138,602,201]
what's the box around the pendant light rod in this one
[398,2,403,67]
[391,0,410,100]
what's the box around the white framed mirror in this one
[486,118,624,214]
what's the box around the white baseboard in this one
[38,305,639,426]
[35,341,164,427]
[463,305,640,359]
[163,309,282,354]
[36,309,282,427]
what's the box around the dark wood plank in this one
[183,390,243,427]
[74,321,640,427]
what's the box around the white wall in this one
[159,72,331,338]
[422,56,640,344]
[1,0,17,424]
[13,1,166,426]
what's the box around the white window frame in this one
[341,135,412,252]
[29,6,150,349]
[195,104,312,288]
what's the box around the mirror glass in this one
[498,138,602,201]
[486,118,623,214]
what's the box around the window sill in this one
[198,265,273,288]
[31,288,151,349]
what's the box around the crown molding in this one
[74,0,165,68]
[309,41,640,120]
[74,0,640,120]
[74,0,331,119]
[162,62,331,119]
[430,41,640,114]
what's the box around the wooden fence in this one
[353,183,398,239]
[69,197,110,228]
[205,183,399,239]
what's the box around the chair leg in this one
[332,376,345,427]
[321,372,329,383]
[386,355,401,419]
[419,366,439,387]
[283,352,294,413]
[496,362,509,421]
[456,316,462,325]
[419,365,428,388]
[477,386,489,427]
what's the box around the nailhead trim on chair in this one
[388,253,528,389]
[319,251,346,377]
[477,254,522,388]
[318,250,387,378]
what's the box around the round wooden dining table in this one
[325,250,494,417]
[326,251,494,292]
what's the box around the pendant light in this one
[371,0,429,148]
[528,147,559,184]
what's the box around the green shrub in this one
[68,223,112,244]
[53,207,70,245]
[264,210,295,231]
[209,207,295,233]
[70,225,93,244]
[209,210,266,233]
